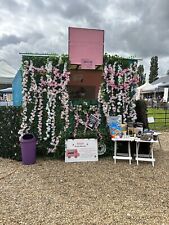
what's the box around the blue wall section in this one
[12,69,22,106]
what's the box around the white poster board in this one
[65,139,98,163]
[163,88,168,102]
[148,117,155,123]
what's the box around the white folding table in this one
[112,137,135,164]
[135,138,158,167]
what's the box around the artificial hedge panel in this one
[0,54,142,160]
[0,107,22,160]
[0,102,113,160]
[22,54,69,72]
[0,100,148,160]
[103,54,138,69]
[20,55,71,155]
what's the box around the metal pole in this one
[165,104,167,126]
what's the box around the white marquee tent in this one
[0,87,12,93]
[136,80,168,101]
[137,81,155,93]
[136,81,153,99]
[0,60,16,84]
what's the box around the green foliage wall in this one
[20,54,70,156]
[0,54,141,160]
[104,54,138,69]
[20,54,115,157]
[22,54,69,71]
[0,107,22,160]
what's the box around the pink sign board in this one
[68,27,104,69]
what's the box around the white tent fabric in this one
[136,81,161,99]
[141,83,156,92]
[142,83,163,93]
[0,87,12,93]
[135,88,141,100]
[137,81,150,91]
[0,60,16,84]
[136,81,153,99]
[137,81,163,94]
[158,82,169,87]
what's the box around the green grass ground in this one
[147,108,169,131]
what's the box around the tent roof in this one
[0,60,16,84]
[0,87,12,93]
[137,81,150,90]
[151,75,169,85]
[141,83,156,92]
[137,81,156,91]
[158,82,169,87]
[138,80,167,93]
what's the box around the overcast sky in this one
[0,0,169,78]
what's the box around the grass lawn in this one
[147,107,169,131]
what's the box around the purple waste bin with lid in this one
[20,133,36,165]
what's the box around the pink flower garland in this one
[98,62,139,122]
[19,60,70,153]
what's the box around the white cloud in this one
[0,0,169,75]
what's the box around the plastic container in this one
[153,134,158,141]
[20,133,36,165]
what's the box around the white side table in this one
[135,138,158,167]
[112,137,135,164]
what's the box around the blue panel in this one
[12,69,22,106]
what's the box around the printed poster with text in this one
[65,139,98,163]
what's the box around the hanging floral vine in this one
[98,62,139,122]
[19,57,70,153]
[70,102,101,138]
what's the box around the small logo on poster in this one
[66,149,80,158]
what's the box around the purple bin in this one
[20,134,36,165]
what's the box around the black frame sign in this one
[87,114,99,130]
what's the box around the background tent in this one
[141,83,157,93]
[137,81,150,91]
[0,60,16,85]
[0,87,13,105]
[136,81,153,99]
[0,87,12,93]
